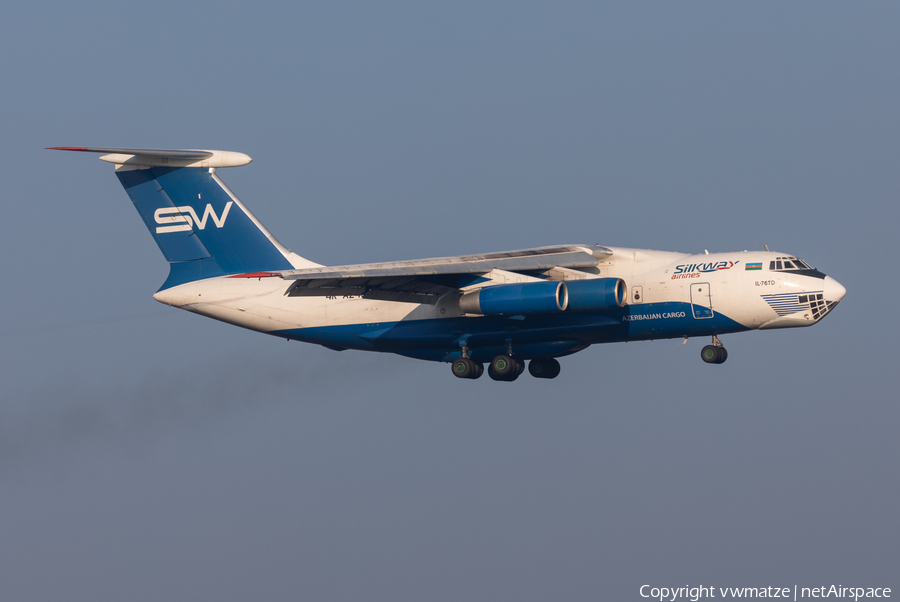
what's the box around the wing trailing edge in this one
[277,246,608,282]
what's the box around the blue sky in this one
[0,2,897,600]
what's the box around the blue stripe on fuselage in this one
[271,302,748,361]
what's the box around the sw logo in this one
[154,202,233,234]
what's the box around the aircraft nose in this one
[823,276,846,303]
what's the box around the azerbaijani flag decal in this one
[746,262,763,270]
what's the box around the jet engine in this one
[459,281,568,316]
[565,277,626,311]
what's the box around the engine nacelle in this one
[565,277,626,311]
[459,281,568,316]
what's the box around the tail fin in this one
[50,147,304,289]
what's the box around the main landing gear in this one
[487,354,524,381]
[527,357,561,379]
[451,357,484,379]
[701,335,728,364]
[488,355,560,381]
[450,354,561,381]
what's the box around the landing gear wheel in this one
[489,355,521,381]
[488,364,519,381]
[529,359,547,378]
[488,364,502,381]
[451,358,475,379]
[550,359,561,378]
[714,347,728,364]
[472,363,484,378]
[701,345,728,364]
[528,358,561,379]
[491,355,516,377]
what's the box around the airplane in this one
[51,146,847,381]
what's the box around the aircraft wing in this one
[277,245,609,303]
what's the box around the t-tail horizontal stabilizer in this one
[47,147,252,169]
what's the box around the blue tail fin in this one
[51,147,301,289]
[117,166,293,286]
[117,166,294,288]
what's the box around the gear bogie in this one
[700,344,728,364]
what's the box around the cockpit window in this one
[770,256,812,272]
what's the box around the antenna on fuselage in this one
[764,244,770,252]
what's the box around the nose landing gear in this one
[701,335,728,364]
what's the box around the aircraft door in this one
[690,283,714,319]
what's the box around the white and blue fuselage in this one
[53,147,846,380]
[152,247,846,363]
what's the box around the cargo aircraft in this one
[52,147,846,381]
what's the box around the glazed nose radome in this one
[823,276,847,303]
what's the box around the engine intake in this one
[565,277,626,311]
[459,281,568,316]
